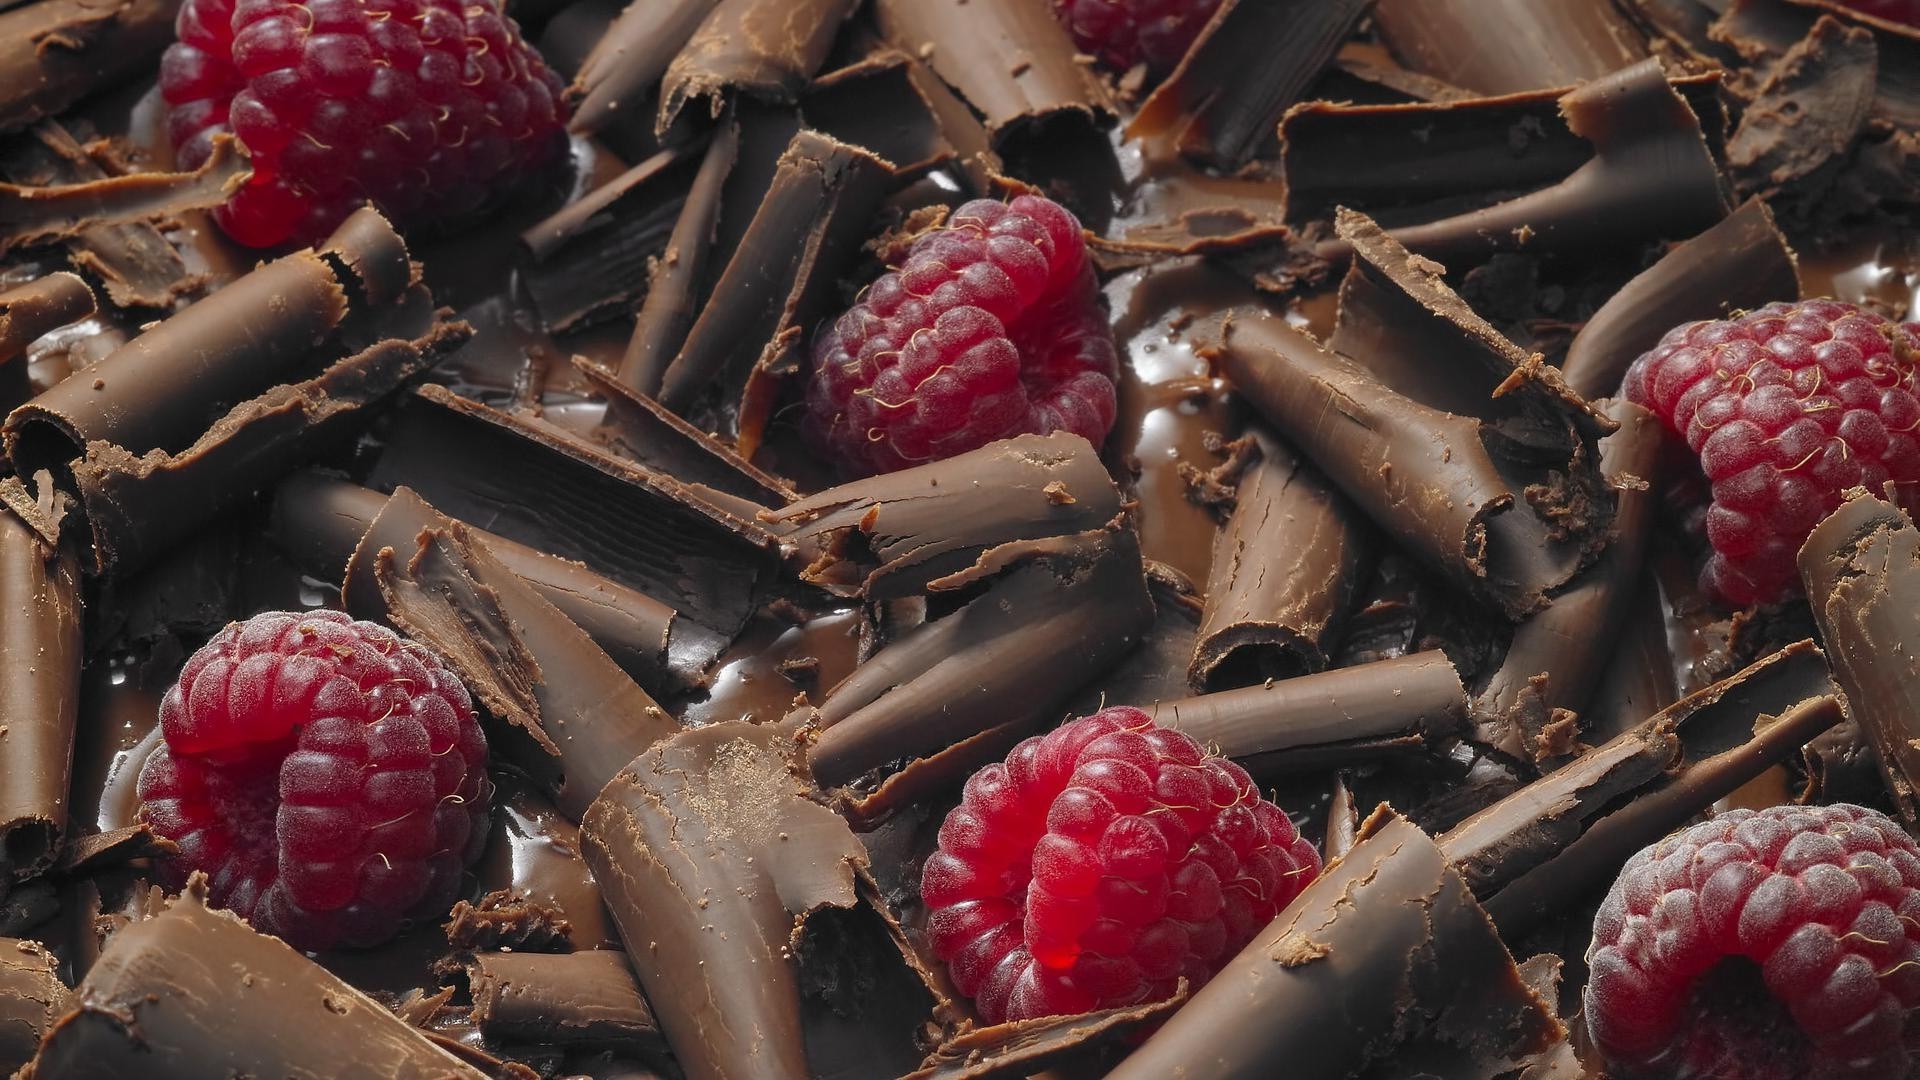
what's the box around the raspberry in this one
[1050,0,1223,78]
[1585,804,1920,1079]
[1621,299,1920,606]
[803,195,1119,478]
[1835,0,1920,27]
[920,707,1321,1025]
[137,610,492,951]
[159,0,567,248]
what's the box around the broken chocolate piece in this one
[465,950,662,1054]
[1727,16,1878,197]
[521,143,696,333]
[659,0,860,132]
[903,988,1188,1080]
[568,0,717,136]
[0,133,246,260]
[1373,0,1651,95]
[0,274,92,366]
[0,492,81,884]
[0,937,68,1072]
[804,52,988,184]
[54,824,175,878]
[575,357,795,507]
[0,0,181,135]
[444,888,573,952]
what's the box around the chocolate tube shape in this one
[21,876,487,1078]
[0,938,67,1072]
[616,116,737,395]
[342,487,680,821]
[568,0,719,136]
[0,0,181,134]
[1562,198,1799,399]
[804,53,994,185]
[0,490,80,883]
[0,274,93,364]
[0,134,247,258]
[764,432,1123,599]
[809,524,1154,788]
[1188,428,1367,691]
[521,144,696,333]
[1712,0,1920,131]
[658,0,859,131]
[465,950,662,1054]
[1798,491,1920,827]
[1373,0,1649,95]
[1109,808,1563,1080]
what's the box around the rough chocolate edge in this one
[0,938,69,1071]
[0,133,246,257]
[1714,0,1920,131]
[465,950,662,1054]
[803,52,974,183]
[1373,0,1650,95]
[0,494,80,882]
[521,144,695,333]
[567,0,717,136]
[443,888,573,952]
[1727,16,1878,196]
[903,988,1188,1080]
[0,273,93,364]
[575,357,795,507]
[658,0,860,133]
[0,0,181,135]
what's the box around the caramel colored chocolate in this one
[616,118,736,395]
[465,950,662,1054]
[1373,0,1649,95]
[0,488,80,883]
[22,878,486,1078]
[659,0,859,131]
[521,144,695,333]
[0,938,68,1072]
[0,0,181,135]
[904,989,1187,1080]
[0,133,246,260]
[1727,16,1878,196]
[568,0,717,136]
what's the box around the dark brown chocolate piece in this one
[904,988,1187,1080]
[0,937,68,1072]
[444,888,573,952]
[1188,427,1366,691]
[659,0,859,132]
[1373,0,1650,95]
[0,273,92,412]
[54,824,175,877]
[1074,572,1201,713]
[1713,0,1920,131]
[0,0,180,135]
[615,118,737,395]
[0,491,80,884]
[1561,198,1799,400]
[521,144,695,333]
[1109,808,1562,1079]
[342,487,681,821]
[568,0,717,136]
[764,432,1122,599]
[465,950,662,1054]
[1727,16,1878,196]
[1322,42,1477,104]
[1127,0,1373,169]
[575,357,795,507]
[22,877,486,1078]
[804,52,989,184]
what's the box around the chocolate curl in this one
[806,52,997,190]
[903,989,1187,1080]
[0,133,248,257]
[658,0,861,132]
[1187,428,1367,691]
[1561,198,1800,400]
[1373,0,1651,95]
[1149,651,1468,775]
[521,143,697,333]
[1712,0,1920,131]
[1109,808,1563,1080]
[1798,491,1920,828]
[0,274,92,363]
[577,358,795,503]
[808,524,1155,789]
[463,950,663,1055]
[0,483,80,883]
[0,0,181,135]
[0,938,69,1072]
[568,0,718,136]
[21,877,488,1078]
[763,432,1123,599]
[342,487,681,822]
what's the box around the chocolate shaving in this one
[521,144,695,333]
[1373,0,1651,95]
[0,273,91,364]
[804,52,986,183]
[658,0,859,132]
[0,132,246,261]
[465,950,662,1054]
[567,0,717,136]
[1728,16,1878,197]
[444,888,573,952]
[575,357,795,507]
[54,824,175,877]
[0,937,68,1072]
[1713,0,1920,132]
[903,987,1188,1080]
[0,0,180,135]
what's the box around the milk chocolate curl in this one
[1188,428,1367,691]
[0,0,181,134]
[763,432,1122,599]
[1373,0,1649,95]
[465,950,662,1054]
[1108,808,1562,1080]
[20,877,487,1078]
[658,0,861,132]
[0,274,92,409]
[616,116,737,395]
[0,488,80,883]
[569,0,718,136]
[0,134,248,257]
[1561,197,1799,400]
[0,938,68,1072]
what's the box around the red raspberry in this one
[1835,0,1920,27]
[159,0,567,248]
[1622,299,1920,606]
[1050,0,1223,78]
[137,610,492,951]
[920,707,1321,1025]
[803,195,1118,478]
[1586,804,1920,1079]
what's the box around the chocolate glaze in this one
[658,0,860,132]
[1561,197,1800,399]
[464,949,662,1055]
[1728,16,1879,197]
[1373,0,1649,95]
[0,131,244,259]
[0,0,180,135]
[567,0,717,136]
[520,144,695,333]
[614,116,735,395]
[0,937,68,1072]
[0,487,81,883]
[903,988,1187,1080]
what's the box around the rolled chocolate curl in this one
[1373,0,1650,95]
[0,487,81,883]
[21,877,487,1078]
[465,949,662,1054]
[805,52,996,188]
[0,132,247,261]
[574,357,796,507]
[1109,808,1563,1080]
[520,143,696,333]
[1561,198,1800,400]
[659,0,860,131]
[568,0,718,136]
[0,938,68,1072]
[0,274,93,364]
[0,0,181,134]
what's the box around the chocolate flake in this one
[465,949,662,1054]
[54,823,176,877]
[575,356,796,507]
[0,0,181,135]
[444,888,573,952]
[804,52,988,184]
[658,0,860,132]
[567,0,717,136]
[0,937,68,1072]
[903,987,1188,1080]
[0,492,79,883]
[520,143,696,333]
[0,273,92,364]
[1727,16,1878,198]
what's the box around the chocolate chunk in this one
[903,989,1187,1080]
[0,937,68,1073]
[1187,427,1367,691]
[520,144,696,333]
[1373,0,1650,95]
[1149,651,1468,775]
[0,492,80,883]
[1109,808,1563,1079]
[567,0,717,136]
[574,357,796,507]
[444,888,573,952]
[1561,197,1800,400]
[342,487,681,820]
[764,432,1122,599]
[21,877,488,1078]
[465,950,662,1054]
[0,0,180,135]
[659,0,860,131]
[1728,16,1878,197]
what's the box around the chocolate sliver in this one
[1099,173,1293,260]
[1189,427,1367,692]
[1127,0,1372,170]
[804,53,975,183]
[443,888,573,952]
[658,0,860,133]
[574,357,795,506]
[1066,571,1199,713]
[1713,0,1920,130]
[1372,0,1650,95]
[567,0,717,136]
[0,938,69,1072]
[21,876,487,1078]
[464,950,662,1054]
[1321,43,1477,105]
[345,487,681,821]
[1728,17,1878,196]
[1109,807,1562,1080]
[1561,197,1799,400]
[764,432,1122,599]
[0,0,180,136]
[1325,774,1359,861]
[0,273,93,365]
[903,987,1188,1080]
[0,133,246,258]
[521,143,696,333]
[54,824,175,878]
[0,496,81,883]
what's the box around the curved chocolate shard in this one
[1728,17,1878,197]
[1713,0,1920,131]
[21,877,487,1079]
[464,950,662,1054]
[809,524,1154,789]
[567,0,718,136]
[1109,808,1562,1080]
[764,432,1122,599]
[521,144,697,333]
[1561,198,1799,400]
[0,134,248,258]
[0,491,80,883]
[1188,427,1367,691]
[1126,0,1373,170]
[574,358,795,507]
[804,53,981,184]
[444,888,573,952]
[658,0,860,133]
[342,487,681,822]
[0,0,180,135]
[1373,0,1650,95]
[903,987,1188,1080]
[0,938,69,1072]
[0,273,92,365]
[1067,571,1201,714]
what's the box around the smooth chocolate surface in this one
[0,487,81,883]
[568,0,716,136]
[0,274,92,364]
[0,937,68,1072]
[465,949,662,1054]
[1373,0,1649,94]
[0,0,180,134]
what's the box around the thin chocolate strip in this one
[1127,0,1374,169]
[342,487,681,821]
[567,0,719,136]
[1373,0,1650,95]
[803,53,971,183]
[903,989,1188,1080]
[0,938,68,1072]
[0,273,93,363]
[0,0,181,135]
[520,143,696,333]
[575,358,795,507]
[1147,651,1468,775]
[465,950,662,1054]
[763,432,1122,600]
[0,489,80,883]
[1727,16,1878,196]
[658,0,861,132]
[0,133,246,261]
[1561,198,1799,400]
[22,877,486,1078]
[1109,808,1563,1080]
[1187,428,1367,691]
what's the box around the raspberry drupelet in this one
[1622,299,1920,607]
[921,707,1321,1025]
[137,610,492,952]
[803,195,1119,478]
[160,0,567,248]
[1586,804,1920,1079]
[1051,0,1223,78]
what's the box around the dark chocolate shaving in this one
[1726,16,1878,197]
[444,888,574,952]
[0,133,246,260]
[0,273,92,403]
[521,144,696,333]
[903,987,1187,1080]
[658,0,860,132]
[575,357,795,507]
[1713,0,1920,132]
[465,950,662,1054]
[1373,0,1651,95]
[54,824,175,877]
[567,0,717,136]
[0,937,68,1072]
[0,0,181,135]
[804,52,988,184]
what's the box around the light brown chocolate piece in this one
[0,938,68,1072]
[659,0,860,131]
[1374,0,1650,94]
[465,949,662,1054]
[0,482,80,883]
[0,133,246,259]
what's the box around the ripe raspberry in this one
[137,610,492,951]
[803,195,1119,478]
[1835,0,1920,28]
[1622,299,1920,606]
[920,707,1321,1025]
[1050,0,1223,78]
[159,0,567,248]
[1586,804,1920,1079]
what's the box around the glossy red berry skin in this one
[1051,0,1223,78]
[160,0,567,248]
[137,610,491,951]
[804,195,1119,478]
[1622,299,1920,606]
[920,707,1321,1025]
[1834,0,1920,28]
